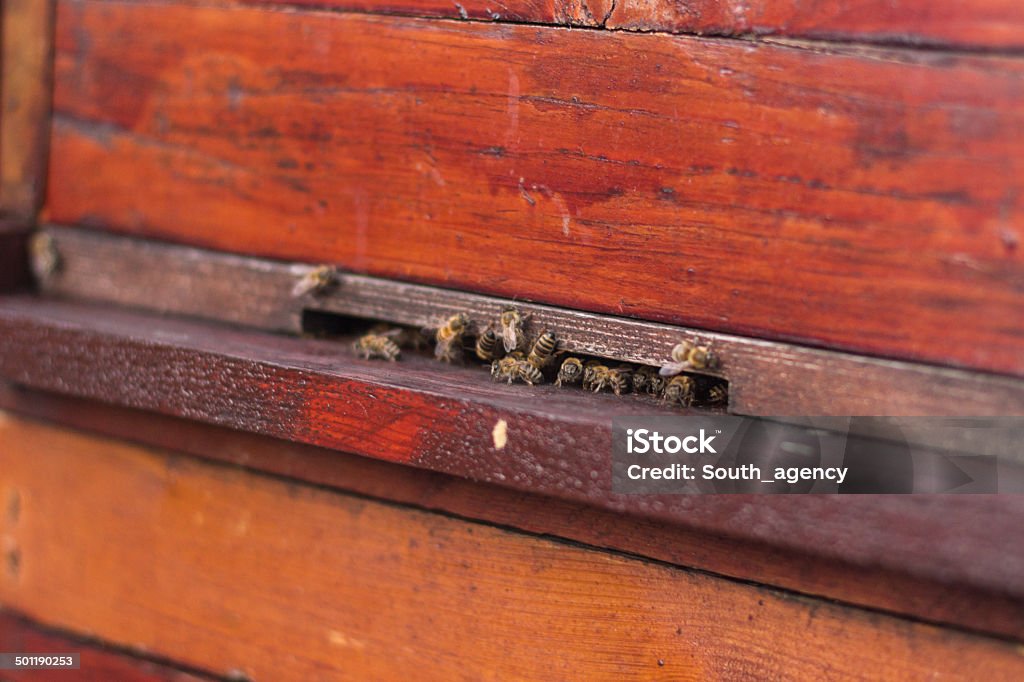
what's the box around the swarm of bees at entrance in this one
[355,307,728,410]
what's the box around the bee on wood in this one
[659,339,719,377]
[608,365,633,396]
[527,330,558,369]
[498,305,530,353]
[632,366,656,394]
[706,382,728,406]
[516,360,544,385]
[354,333,401,361]
[491,356,518,383]
[583,360,611,393]
[434,313,470,363]
[555,357,584,387]
[292,265,337,297]
[475,325,501,362]
[663,375,696,407]
[646,373,668,397]
[29,232,61,282]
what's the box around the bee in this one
[646,373,668,397]
[706,382,728,406]
[608,365,633,396]
[516,360,544,385]
[555,357,584,387]
[292,265,337,297]
[29,232,60,281]
[663,375,696,407]
[491,356,520,384]
[498,306,530,353]
[632,366,656,394]
[475,325,501,362]
[583,360,611,393]
[434,313,470,363]
[527,330,558,369]
[354,333,401,361]
[659,340,719,377]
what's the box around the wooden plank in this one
[0,611,216,681]
[3,298,1024,612]
[47,2,1024,375]
[38,226,1024,417]
[2,414,1023,680]
[6,387,1024,641]
[238,0,1024,50]
[1,0,53,219]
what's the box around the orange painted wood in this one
[239,0,1024,50]
[47,2,1024,375]
[6,387,1024,641]
[0,611,212,681]
[1,0,53,219]
[2,414,1023,680]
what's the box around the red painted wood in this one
[46,2,1024,374]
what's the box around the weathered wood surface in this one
[38,226,1024,417]
[6,386,1024,640]
[3,298,1024,613]
[0,611,215,681]
[1,0,53,219]
[47,2,1024,376]
[3,414,1023,680]
[237,0,1024,50]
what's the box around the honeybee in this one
[706,382,728,405]
[555,357,583,387]
[354,333,401,361]
[29,232,60,281]
[583,360,611,393]
[516,360,544,385]
[491,356,520,384]
[292,265,337,297]
[498,306,530,353]
[646,373,668,397]
[434,313,470,363]
[527,330,558,368]
[475,325,501,362]
[608,365,633,396]
[663,375,696,407]
[632,366,656,394]
[659,340,719,377]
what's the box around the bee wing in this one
[502,327,518,353]
[291,277,316,297]
[659,362,690,377]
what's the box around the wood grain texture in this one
[1,0,53,219]
[236,0,1024,50]
[46,2,1024,375]
[4,297,1024,612]
[38,226,1024,417]
[6,387,1024,641]
[2,414,1024,680]
[0,611,216,681]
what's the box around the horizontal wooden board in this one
[38,226,1024,417]
[4,297,1024,611]
[3,414,1024,680]
[0,611,214,681]
[237,0,1024,50]
[47,2,1024,375]
[1,0,54,219]
[6,387,1024,640]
